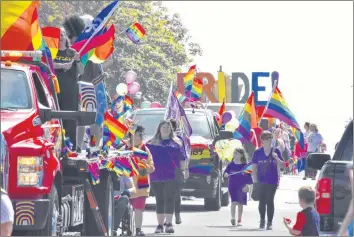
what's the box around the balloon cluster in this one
[140,100,163,109]
[116,70,141,96]
[221,111,240,132]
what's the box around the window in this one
[32,73,49,107]
[1,69,32,109]
[341,131,353,162]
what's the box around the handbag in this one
[251,149,273,201]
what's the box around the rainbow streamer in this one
[137,174,149,189]
[189,165,213,175]
[126,22,146,44]
[191,78,203,101]
[184,65,196,98]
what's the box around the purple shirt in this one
[147,138,186,182]
[224,162,253,190]
[252,147,283,185]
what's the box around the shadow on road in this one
[145,204,215,213]
[206,226,263,232]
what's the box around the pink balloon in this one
[150,102,163,108]
[128,81,140,95]
[125,70,137,84]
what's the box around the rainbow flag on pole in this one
[191,78,203,101]
[184,65,196,98]
[126,22,146,44]
[103,111,128,141]
[42,26,60,59]
[234,92,258,141]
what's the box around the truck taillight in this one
[316,177,332,215]
[17,156,43,187]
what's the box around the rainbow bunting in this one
[184,65,196,98]
[263,86,301,131]
[234,92,258,141]
[132,147,149,159]
[126,22,146,44]
[88,162,100,185]
[104,111,128,140]
[191,78,203,101]
[42,26,60,59]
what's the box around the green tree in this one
[39,1,202,105]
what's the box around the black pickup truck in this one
[308,120,353,235]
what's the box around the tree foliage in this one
[39,1,202,105]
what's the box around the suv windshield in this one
[205,105,244,118]
[134,112,212,139]
[1,69,32,109]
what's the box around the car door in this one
[31,71,62,158]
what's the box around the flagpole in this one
[76,1,120,57]
[164,81,173,120]
[258,80,277,126]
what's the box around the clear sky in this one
[164,1,353,155]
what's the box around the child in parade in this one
[283,186,320,236]
[224,147,253,226]
[124,125,155,236]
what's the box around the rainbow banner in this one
[42,26,60,59]
[189,165,213,175]
[191,78,203,101]
[234,92,258,141]
[126,22,146,44]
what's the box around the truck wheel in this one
[204,178,221,211]
[30,186,60,236]
[221,191,230,207]
[85,172,114,236]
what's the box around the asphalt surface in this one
[141,172,317,236]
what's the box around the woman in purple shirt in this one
[147,120,187,234]
[252,131,285,230]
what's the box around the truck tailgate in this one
[332,161,352,230]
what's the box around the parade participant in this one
[147,120,187,234]
[283,186,320,236]
[168,119,189,225]
[223,147,253,226]
[303,122,311,141]
[113,174,136,234]
[252,131,284,230]
[1,134,13,236]
[304,124,323,180]
[124,126,155,236]
[295,140,308,174]
[63,15,86,45]
[53,28,83,150]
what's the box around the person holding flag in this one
[223,147,253,226]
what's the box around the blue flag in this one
[75,0,120,43]
[164,84,193,156]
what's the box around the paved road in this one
[141,173,317,236]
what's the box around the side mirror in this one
[307,153,331,170]
[39,105,52,124]
[213,130,233,146]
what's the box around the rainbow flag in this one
[42,26,60,59]
[175,91,188,103]
[292,127,305,149]
[80,25,115,66]
[234,92,258,141]
[30,7,43,51]
[126,22,146,44]
[1,1,40,51]
[242,164,253,174]
[191,78,203,101]
[263,86,301,131]
[124,95,133,111]
[184,65,196,98]
[104,111,128,140]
